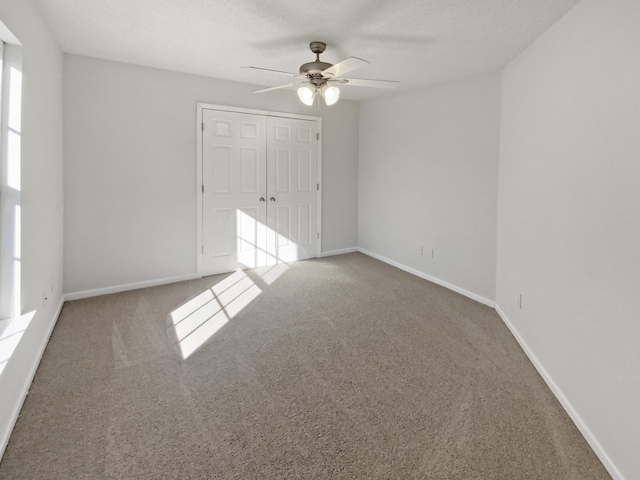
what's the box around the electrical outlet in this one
[376,233,381,241]
[517,293,522,309]
[42,290,48,308]
[417,245,423,255]
[426,248,434,258]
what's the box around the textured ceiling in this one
[34,0,580,101]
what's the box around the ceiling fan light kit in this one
[321,84,340,106]
[297,86,316,106]
[297,83,340,107]
[245,41,399,106]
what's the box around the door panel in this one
[240,147,259,193]
[208,146,232,193]
[298,204,311,245]
[208,208,233,256]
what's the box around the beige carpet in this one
[0,253,610,479]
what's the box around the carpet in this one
[0,253,610,479]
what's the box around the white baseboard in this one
[321,247,358,257]
[64,273,200,301]
[357,247,494,308]
[495,304,624,480]
[0,297,65,462]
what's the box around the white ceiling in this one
[34,0,580,101]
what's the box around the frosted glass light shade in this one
[322,85,340,106]
[297,86,316,106]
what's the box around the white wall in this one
[0,0,64,460]
[496,1,640,478]
[358,74,500,302]
[63,55,359,294]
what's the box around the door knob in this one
[270,197,276,202]
[259,197,265,202]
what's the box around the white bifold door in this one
[201,109,319,276]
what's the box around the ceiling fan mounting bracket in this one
[309,41,326,55]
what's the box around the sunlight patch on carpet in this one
[170,271,262,359]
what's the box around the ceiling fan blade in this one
[332,77,400,89]
[242,66,305,79]
[322,57,369,78]
[252,82,307,93]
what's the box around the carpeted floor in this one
[0,253,610,479]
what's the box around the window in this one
[0,29,28,376]
[0,39,22,320]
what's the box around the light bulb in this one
[322,85,340,106]
[297,86,316,106]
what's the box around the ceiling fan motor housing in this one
[299,41,333,83]
[300,61,333,76]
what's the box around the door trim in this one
[196,103,323,276]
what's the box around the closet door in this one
[201,109,267,275]
[266,117,318,263]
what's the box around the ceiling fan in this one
[243,41,399,106]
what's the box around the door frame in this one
[196,103,323,276]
